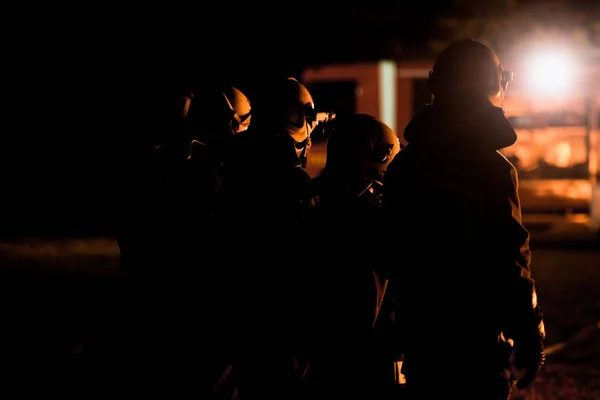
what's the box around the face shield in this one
[281,102,316,164]
[284,102,317,142]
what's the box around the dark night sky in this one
[3,1,597,237]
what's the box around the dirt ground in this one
[0,236,599,399]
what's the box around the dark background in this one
[3,1,598,237]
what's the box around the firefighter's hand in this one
[514,340,545,389]
[515,364,542,389]
[511,289,546,391]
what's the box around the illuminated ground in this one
[0,229,598,399]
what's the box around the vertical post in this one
[588,85,600,235]
[378,60,397,133]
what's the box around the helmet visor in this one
[501,69,513,92]
[231,112,251,134]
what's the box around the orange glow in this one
[518,179,592,213]
[501,126,587,173]
[523,180,591,200]
[545,142,572,168]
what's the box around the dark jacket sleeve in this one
[493,154,545,360]
[489,152,532,280]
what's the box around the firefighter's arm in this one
[501,165,545,389]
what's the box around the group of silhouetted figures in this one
[2,40,547,400]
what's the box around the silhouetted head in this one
[186,85,251,145]
[221,86,252,135]
[251,77,317,167]
[428,39,513,107]
[324,113,400,190]
[132,85,193,162]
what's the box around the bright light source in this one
[525,51,576,94]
